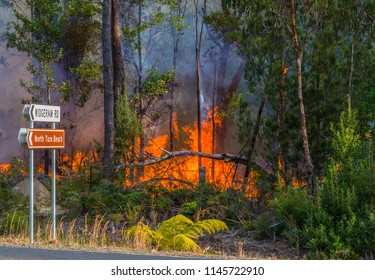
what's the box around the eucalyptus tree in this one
[102,0,114,179]
[167,0,189,152]
[206,0,292,185]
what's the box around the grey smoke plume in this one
[0,7,104,164]
[1,2,248,164]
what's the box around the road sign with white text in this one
[23,104,61,123]
[26,128,65,149]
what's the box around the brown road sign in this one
[27,128,65,149]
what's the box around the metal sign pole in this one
[29,121,34,244]
[21,104,63,244]
[52,122,56,239]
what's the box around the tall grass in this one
[0,213,128,248]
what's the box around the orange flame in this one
[0,163,11,172]
[122,108,259,198]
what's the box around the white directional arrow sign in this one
[28,130,33,146]
[23,104,60,122]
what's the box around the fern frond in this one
[157,214,194,238]
[183,225,204,240]
[154,215,228,252]
[161,234,201,252]
[195,219,228,235]
[124,222,156,249]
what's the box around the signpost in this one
[19,104,64,244]
[26,128,65,149]
[23,104,60,123]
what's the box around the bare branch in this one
[116,149,274,176]
[116,150,247,169]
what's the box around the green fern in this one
[158,215,228,252]
[124,222,157,250]
[124,214,228,252]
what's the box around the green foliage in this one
[0,187,26,213]
[204,11,242,42]
[295,105,375,259]
[216,0,374,181]
[180,201,200,216]
[134,67,175,106]
[115,91,142,160]
[6,0,64,103]
[125,214,228,252]
[84,182,134,216]
[59,0,101,62]
[59,0,101,105]
[117,66,175,158]
[272,186,312,247]
[330,105,363,169]
[236,94,255,145]
[6,0,101,105]
[125,221,158,250]
[251,212,275,240]
[0,158,28,213]
[121,0,188,51]
[67,57,102,106]
[6,0,63,60]
[301,205,375,259]
[274,186,312,231]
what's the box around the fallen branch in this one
[116,150,247,168]
[116,149,274,175]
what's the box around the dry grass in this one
[0,213,124,248]
[0,213,299,259]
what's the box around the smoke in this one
[1,1,248,164]
[0,46,104,164]
[0,7,104,164]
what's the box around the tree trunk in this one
[216,41,231,106]
[169,83,175,151]
[169,25,180,152]
[136,1,145,180]
[195,45,202,168]
[290,0,316,195]
[112,0,125,125]
[194,0,206,170]
[277,63,287,181]
[216,54,245,153]
[102,0,115,179]
[225,58,246,102]
[211,57,217,181]
[243,95,265,185]
[348,34,355,102]
[137,1,143,90]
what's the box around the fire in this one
[58,150,98,173]
[0,163,11,172]
[122,108,260,198]
[22,107,260,199]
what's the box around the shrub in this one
[273,186,312,246]
[298,105,375,259]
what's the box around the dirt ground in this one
[198,231,303,259]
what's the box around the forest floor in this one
[198,231,303,259]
